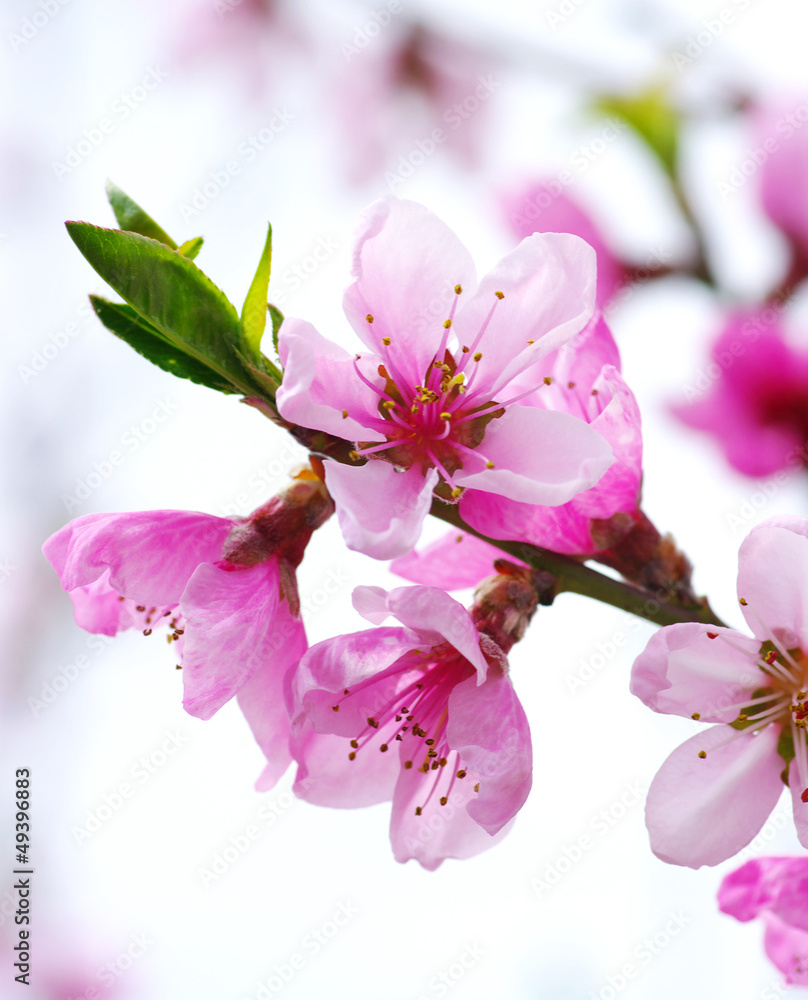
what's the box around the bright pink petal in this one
[763,913,808,986]
[390,531,505,590]
[342,198,477,387]
[455,406,613,506]
[43,510,232,607]
[237,600,307,792]
[181,561,280,720]
[645,724,784,868]
[738,518,808,644]
[453,232,596,394]
[324,461,438,559]
[630,623,766,723]
[275,317,386,441]
[718,857,786,922]
[447,664,532,834]
[68,571,138,636]
[460,488,596,555]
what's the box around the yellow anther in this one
[404,760,413,769]
[738,713,749,721]
[349,450,360,461]
[697,750,707,759]
[495,290,504,300]
[443,319,452,329]
[331,705,339,712]
[473,351,482,362]
[455,535,463,543]
[350,739,359,748]
[473,782,480,792]
[543,376,552,385]
[485,461,495,469]
[415,806,422,816]
[527,339,535,345]
[348,751,356,760]
[440,412,452,420]
[461,345,469,353]
[341,409,348,418]
[456,769,466,778]
[382,336,391,345]
[450,487,463,499]
[739,598,748,606]
[454,284,462,294]
[691,712,700,720]
[382,399,396,410]
[365,314,373,323]
[439,796,448,806]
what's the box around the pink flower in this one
[719,856,808,986]
[630,516,808,868]
[503,183,628,308]
[43,475,333,789]
[393,316,643,586]
[276,197,613,559]
[673,310,808,478]
[289,584,532,869]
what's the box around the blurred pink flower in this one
[630,516,808,868]
[289,584,532,869]
[276,197,613,560]
[503,183,629,307]
[719,856,808,986]
[673,310,808,478]
[43,476,332,789]
[333,24,497,184]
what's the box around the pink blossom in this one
[719,856,808,986]
[503,183,629,307]
[331,25,495,184]
[276,197,613,560]
[43,476,332,789]
[630,516,808,868]
[673,310,808,478]
[289,585,532,869]
[393,316,643,587]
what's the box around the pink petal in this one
[718,857,785,922]
[68,571,139,636]
[763,913,808,986]
[291,627,422,736]
[237,600,307,792]
[342,198,478,388]
[390,531,505,590]
[630,624,766,723]
[453,232,596,394]
[323,461,438,559]
[180,561,280,720]
[460,489,596,555]
[738,518,808,644]
[43,509,232,607]
[455,406,613,506]
[275,317,386,441]
[645,724,784,868]
[789,765,808,851]
[447,665,532,834]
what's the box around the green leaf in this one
[596,85,679,178]
[90,296,238,394]
[67,222,278,400]
[240,224,273,356]
[269,303,284,360]
[178,236,204,260]
[105,181,178,249]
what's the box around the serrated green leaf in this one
[596,85,679,178]
[240,224,273,356]
[67,222,278,401]
[91,296,238,394]
[178,236,204,260]
[269,303,284,360]
[105,181,178,249]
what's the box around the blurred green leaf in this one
[596,85,679,178]
[178,236,204,260]
[105,181,178,249]
[241,224,273,356]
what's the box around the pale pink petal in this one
[543,314,623,392]
[453,232,595,394]
[762,913,808,986]
[291,722,401,808]
[738,518,808,645]
[238,600,307,792]
[447,665,532,834]
[645,724,784,868]
[389,737,514,870]
[275,317,386,441]
[342,198,477,386]
[324,461,439,559]
[43,510,232,607]
[454,406,613,506]
[181,561,280,720]
[68,571,138,636]
[789,765,808,850]
[630,624,766,723]
[390,531,505,590]
[291,627,422,736]
[351,585,391,625]
[460,489,596,555]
